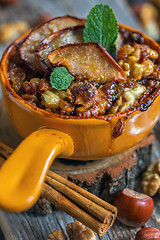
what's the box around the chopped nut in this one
[48,229,66,240]
[146,48,158,59]
[116,33,123,50]
[122,84,146,110]
[142,159,160,196]
[30,78,41,85]
[118,44,158,80]
[0,21,29,43]
[66,221,96,240]
[110,96,123,114]
[131,59,154,79]
[155,81,160,88]
[111,84,146,113]
[123,62,130,71]
[41,90,60,109]
[52,90,68,99]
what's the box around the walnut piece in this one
[47,229,66,240]
[0,21,29,42]
[66,221,96,240]
[110,83,146,113]
[118,44,158,80]
[41,90,60,110]
[47,221,96,240]
[142,159,160,196]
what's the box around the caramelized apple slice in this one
[48,43,126,83]
[20,16,85,72]
[35,26,84,74]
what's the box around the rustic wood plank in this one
[50,133,154,200]
[0,198,159,240]
[2,208,158,240]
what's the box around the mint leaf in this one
[83,4,118,59]
[49,67,74,90]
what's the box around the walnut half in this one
[141,159,160,196]
[66,222,96,240]
[47,221,96,240]
[48,229,66,240]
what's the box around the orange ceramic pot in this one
[0,24,160,212]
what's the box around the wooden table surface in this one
[0,0,159,239]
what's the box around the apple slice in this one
[48,43,126,83]
[20,16,85,72]
[35,26,84,74]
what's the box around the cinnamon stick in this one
[0,140,117,236]
[45,172,117,224]
[42,183,109,235]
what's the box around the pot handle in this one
[0,128,74,212]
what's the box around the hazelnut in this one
[135,227,160,240]
[114,188,154,227]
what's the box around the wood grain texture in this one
[50,133,153,200]
[0,207,159,240]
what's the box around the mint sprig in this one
[50,67,74,90]
[83,4,118,59]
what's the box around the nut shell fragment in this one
[48,42,126,83]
